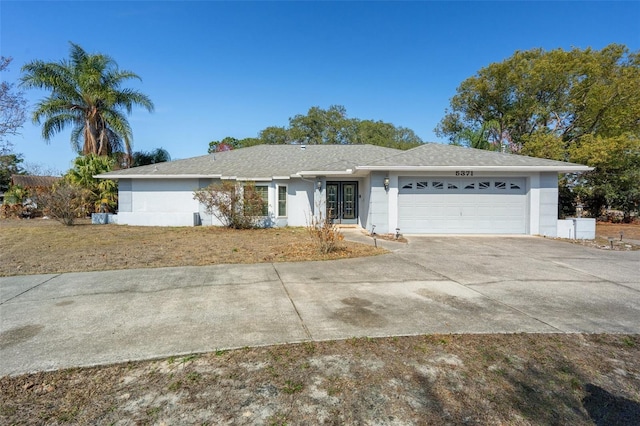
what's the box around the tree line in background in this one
[436,43,640,220]
[1,42,639,223]
[208,105,424,153]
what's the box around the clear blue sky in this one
[2,1,639,174]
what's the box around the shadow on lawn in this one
[582,383,640,426]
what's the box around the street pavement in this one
[1,232,639,376]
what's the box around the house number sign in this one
[455,171,474,176]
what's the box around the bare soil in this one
[555,222,640,251]
[596,222,640,240]
[0,219,385,277]
[1,334,638,425]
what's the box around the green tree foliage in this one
[288,105,352,145]
[568,134,640,220]
[0,57,27,151]
[20,43,154,166]
[208,137,241,153]
[259,126,290,145]
[208,105,423,152]
[66,154,118,212]
[132,147,171,166]
[436,44,640,217]
[193,181,266,229]
[0,153,23,194]
[352,120,422,149]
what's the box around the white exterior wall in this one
[366,172,390,234]
[528,172,559,237]
[118,178,316,227]
[117,178,201,226]
[277,179,314,227]
[359,174,371,231]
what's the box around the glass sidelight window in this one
[277,185,287,217]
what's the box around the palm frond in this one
[22,42,153,158]
[41,113,77,141]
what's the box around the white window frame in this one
[277,184,287,218]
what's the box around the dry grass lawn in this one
[0,219,385,277]
[1,334,638,425]
[596,222,640,240]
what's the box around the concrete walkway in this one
[1,232,639,376]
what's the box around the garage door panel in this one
[398,177,526,234]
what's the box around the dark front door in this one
[326,182,358,224]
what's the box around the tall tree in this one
[20,43,154,166]
[288,105,352,145]
[208,137,241,153]
[436,44,640,217]
[0,153,24,194]
[132,147,171,166]
[259,126,289,145]
[0,57,27,153]
[206,105,424,153]
[435,44,640,153]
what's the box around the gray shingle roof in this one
[97,144,402,179]
[358,143,590,171]
[97,143,590,179]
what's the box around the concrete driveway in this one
[1,234,639,376]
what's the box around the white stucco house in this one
[96,143,590,236]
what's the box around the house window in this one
[464,183,475,189]
[416,181,428,190]
[510,182,521,190]
[432,181,444,189]
[495,181,506,190]
[402,182,413,189]
[447,182,458,190]
[245,185,268,216]
[277,185,287,217]
[479,181,490,190]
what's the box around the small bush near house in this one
[193,180,266,229]
[36,181,89,226]
[307,212,344,254]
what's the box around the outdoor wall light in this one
[383,177,390,191]
[576,203,583,218]
[317,180,322,190]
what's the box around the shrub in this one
[306,211,343,254]
[36,181,89,226]
[193,180,267,229]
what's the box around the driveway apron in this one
[1,235,639,376]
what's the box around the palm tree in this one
[20,42,154,167]
[132,147,171,167]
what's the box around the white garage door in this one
[398,177,527,234]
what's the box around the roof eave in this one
[296,169,354,177]
[355,165,593,173]
[94,174,224,179]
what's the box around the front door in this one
[326,182,358,224]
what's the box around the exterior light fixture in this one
[317,180,322,190]
[576,203,583,218]
[383,177,390,191]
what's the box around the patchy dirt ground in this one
[0,219,385,276]
[596,222,640,240]
[1,334,638,425]
[556,222,640,251]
